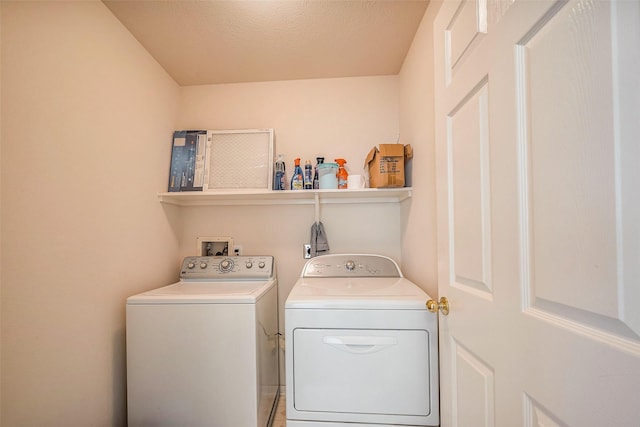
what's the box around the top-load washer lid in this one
[127,279,276,305]
[285,277,428,310]
[127,279,276,304]
[286,254,430,310]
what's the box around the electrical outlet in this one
[304,244,311,259]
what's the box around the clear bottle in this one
[313,157,324,189]
[273,154,286,190]
[291,158,304,190]
[335,158,349,189]
[304,160,313,189]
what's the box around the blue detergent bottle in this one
[291,158,304,190]
[304,160,313,189]
[273,154,286,190]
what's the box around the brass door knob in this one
[426,297,449,315]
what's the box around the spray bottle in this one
[335,158,349,189]
[273,154,286,190]
[291,158,304,190]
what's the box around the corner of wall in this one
[397,0,442,297]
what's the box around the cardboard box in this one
[364,144,413,188]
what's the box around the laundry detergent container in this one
[317,163,338,189]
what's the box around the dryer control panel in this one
[180,256,274,280]
[302,254,401,278]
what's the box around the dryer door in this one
[292,328,431,418]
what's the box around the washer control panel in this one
[302,254,401,278]
[180,256,274,280]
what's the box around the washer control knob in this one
[187,262,196,269]
[200,262,208,269]
[345,260,356,271]
[245,261,253,269]
[258,261,266,269]
[220,259,234,272]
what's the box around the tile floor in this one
[272,394,286,427]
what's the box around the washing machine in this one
[285,254,439,427]
[126,255,279,427]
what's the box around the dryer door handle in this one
[323,335,397,354]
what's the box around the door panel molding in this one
[446,0,488,85]
[452,338,495,427]
[523,394,569,427]
[448,77,493,299]
[515,0,640,352]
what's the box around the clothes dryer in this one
[285,254,439,427]
[127,255,279,427]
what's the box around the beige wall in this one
[399,1,442,299]
[1,2,180,425]
[179,76,400,173]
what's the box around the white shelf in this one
[158,187,412,207]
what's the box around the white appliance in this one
[126,255,279,427]
[285,254,439,427]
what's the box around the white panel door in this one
[434,1,640,426]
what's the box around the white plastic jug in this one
[317,163,338,189]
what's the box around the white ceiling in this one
[102,0,429,86]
